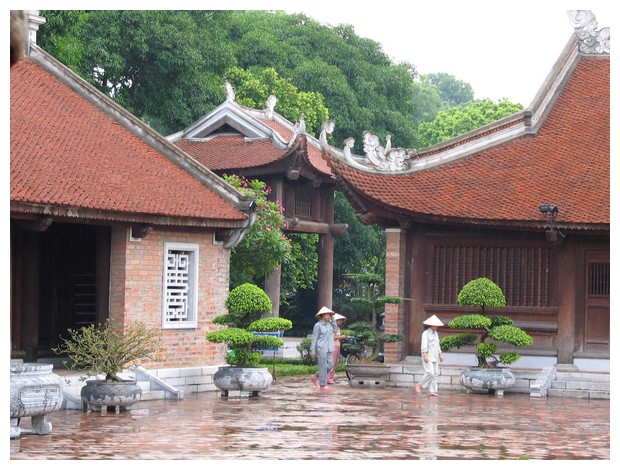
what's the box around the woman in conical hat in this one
[327,313,348,384]
[415,315,444,397]
[309,306,338,388]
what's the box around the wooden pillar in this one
[408,225,427,358]
[21,231,41,361]
[317,232,334,309]
[317,188,334,309]
[264,266,281,317]
[384,228,408,362]
[556,241,577,364]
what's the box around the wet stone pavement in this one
[10,374,610,460]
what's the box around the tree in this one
[424,72,474,107]
[417,98,524,147]
[38,10,89,70]
[440,278,534,367]
[222,66,329,137]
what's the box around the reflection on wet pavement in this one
[10,374,610,460]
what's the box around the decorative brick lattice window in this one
[162,242,198,329]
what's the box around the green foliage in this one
[448,314,492,330]
[227,349,262,368]
[296,337,317,365]
[37,10,468,149]
[248,317,293,332]
[457,277,507,310]
[38,10,89,70]
[342,321,402,360]
[53,320,161,381]
[441,278,533,367]
[499,352,522,365]
[280,233,318,306]
[206,283,293,367]
[424,72,474,107]
[488,325,534,348]
[476,342,497,358]
[206,328,255,347]
[224,175,291,287]
[225,283,273,316]
[417,98,524,147]
[439,333,478,350]
[223,66,329,136]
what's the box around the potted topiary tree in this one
[53,320,161,412]
[440,277,534,395]
[206,283,292,396]
[341,273,406,387]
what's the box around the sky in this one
[281,0,615,107]
[7,1,614,107]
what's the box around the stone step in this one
[554,371,610,382]
[549,370,610,399]
[548,389,610,400]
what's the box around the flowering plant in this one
[224,175,291,284]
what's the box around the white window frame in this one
[162,242,199,329]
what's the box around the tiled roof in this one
[11,57,246,224]
[256,117,333,175]
[175,136,289,171]
[328,57,609,227]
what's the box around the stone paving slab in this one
[9,374,610,460]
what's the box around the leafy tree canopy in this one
[417,98,523,147]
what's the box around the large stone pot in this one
[346,363,389,388]
[459,367,516,396]
[10,363,64,439]
[81,379,142,412]
[213,366,273,397]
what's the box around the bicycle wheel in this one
[345,353,362,380]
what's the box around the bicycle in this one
[340,336,374,380]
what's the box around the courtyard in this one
[10,373,610,461]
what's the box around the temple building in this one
[320,10,609,371]
[10,12,255,366]
[167,92,347,315]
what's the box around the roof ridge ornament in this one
[567,10,610,54]
[287,114,307,148]
[265,95,277,118]
[319,121,336,149]
[224,82,235,102]
[361,131,414,171]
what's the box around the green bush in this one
[53,320,161,381]
[206,283,293,367]
[440,277,533,367]
[457,277,507,310]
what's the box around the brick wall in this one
[109,227,229,368]
[384,228,406,363]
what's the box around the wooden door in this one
[584,251,609,353]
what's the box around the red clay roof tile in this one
[328,57,609,227]
[11,58,245,223]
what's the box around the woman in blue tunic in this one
[309,306,338,389]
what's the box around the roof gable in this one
[168,89,332,176]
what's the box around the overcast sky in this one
[281,0,614,107]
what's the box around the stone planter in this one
[213,366,273,397]
[459,367,516,396]
[81,379,142,412]
[346,363,389,388]
[10,363,64,439]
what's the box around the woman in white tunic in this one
[415,315,444,397]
